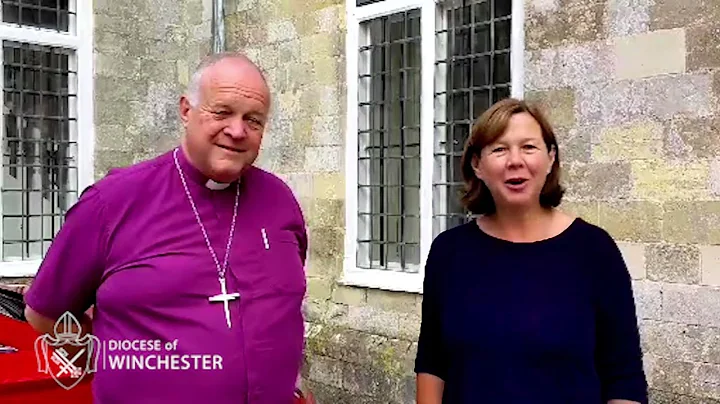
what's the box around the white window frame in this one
[0,0,95,277]
[341,0,525,293]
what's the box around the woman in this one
[414,98,647,404]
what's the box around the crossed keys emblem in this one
[34,311,100,390]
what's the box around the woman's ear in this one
[471,154,483,180]
[547,144,556,174]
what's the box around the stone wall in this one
[227,0,720,403]
[525,0,720,402]
[93,0,213,179]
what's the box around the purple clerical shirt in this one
[24,148,307,403]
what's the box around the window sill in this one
[339,265,424,294]
[0,260,41,278]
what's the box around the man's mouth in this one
[217,144,243,153]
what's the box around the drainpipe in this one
[212,0,226,53]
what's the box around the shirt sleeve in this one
[594,233,648,404]
[414,236,447,380]
[23,185,109,321]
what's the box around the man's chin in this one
[208,164,247,183]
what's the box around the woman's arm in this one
[594,231,648,404]
[417,373,444,404]
[414,238,447,403]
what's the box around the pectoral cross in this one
[209,277,240,329]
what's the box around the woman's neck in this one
[478,205,557,242]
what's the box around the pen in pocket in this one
[261,228,270,250]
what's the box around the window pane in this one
[2,41,78,261]
[433,0,513,236]
[357,8,421,272]
[2,0,73,32]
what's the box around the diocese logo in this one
[34,311,100,390]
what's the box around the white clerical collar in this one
[205,179,231,190]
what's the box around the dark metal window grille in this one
[433,0,512,236]
[356,0,385,6]
[2,41,78,261]
[1,0,73,32]
[357,8,422,272]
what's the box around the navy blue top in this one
[414,218,648,404]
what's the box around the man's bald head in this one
[179,51,271,183]
[186,52,269,108]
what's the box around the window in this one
[0,0,93,277]
[343,0,523,292]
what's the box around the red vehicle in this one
[0,288,92,404]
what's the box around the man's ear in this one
[179,95,192,127]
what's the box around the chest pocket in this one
[255,228,306,297]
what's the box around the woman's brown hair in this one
[459,97,565,215]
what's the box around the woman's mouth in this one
[504,178,528,191]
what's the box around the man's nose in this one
[224,118,247,139]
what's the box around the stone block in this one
[308,226,344,259]
[711,159,720,197]
[663,202,720,245]
[666,116,720,159]
[614,28,686,80]
[316,5,345,33]
[646,243,700,284]
[366,289,419,314]
[687,23,720,71]
[630,160,711,201]
[650,0,720,30]
[342,363,395,397]
[617,242,645,280]
[577,73,714,127]
[307,277,334,301]
[662,283,720,327]
[94,150,137,180]
[649,388,720,404]
[526,1,605,51]
[280,173,314,199]
[525,41,613,91]
[563,162,631,200]
[527,0,559,14]
[305,198,344,229]
[311,56,343,87]
[556,126,590,163]
[607,0,652,36]
[591,120,663,162]
[266,18,298,43]
[300,33,343,61]
[95,124,135,152]
[332,286,367,306]
[525,88,576,129]
[306,254,342,278]
[311,115,343,146]
[333,305,420,341]
[646,357,696,397]
[632,280,662,320]
[559,200,598,225]
[641,320,720,364]
[307,356,344,389]
[701,246,720,287]
[312,172,345,200]
[598,201,662,242]
[301,379,377,404]
[305,146,343,172]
